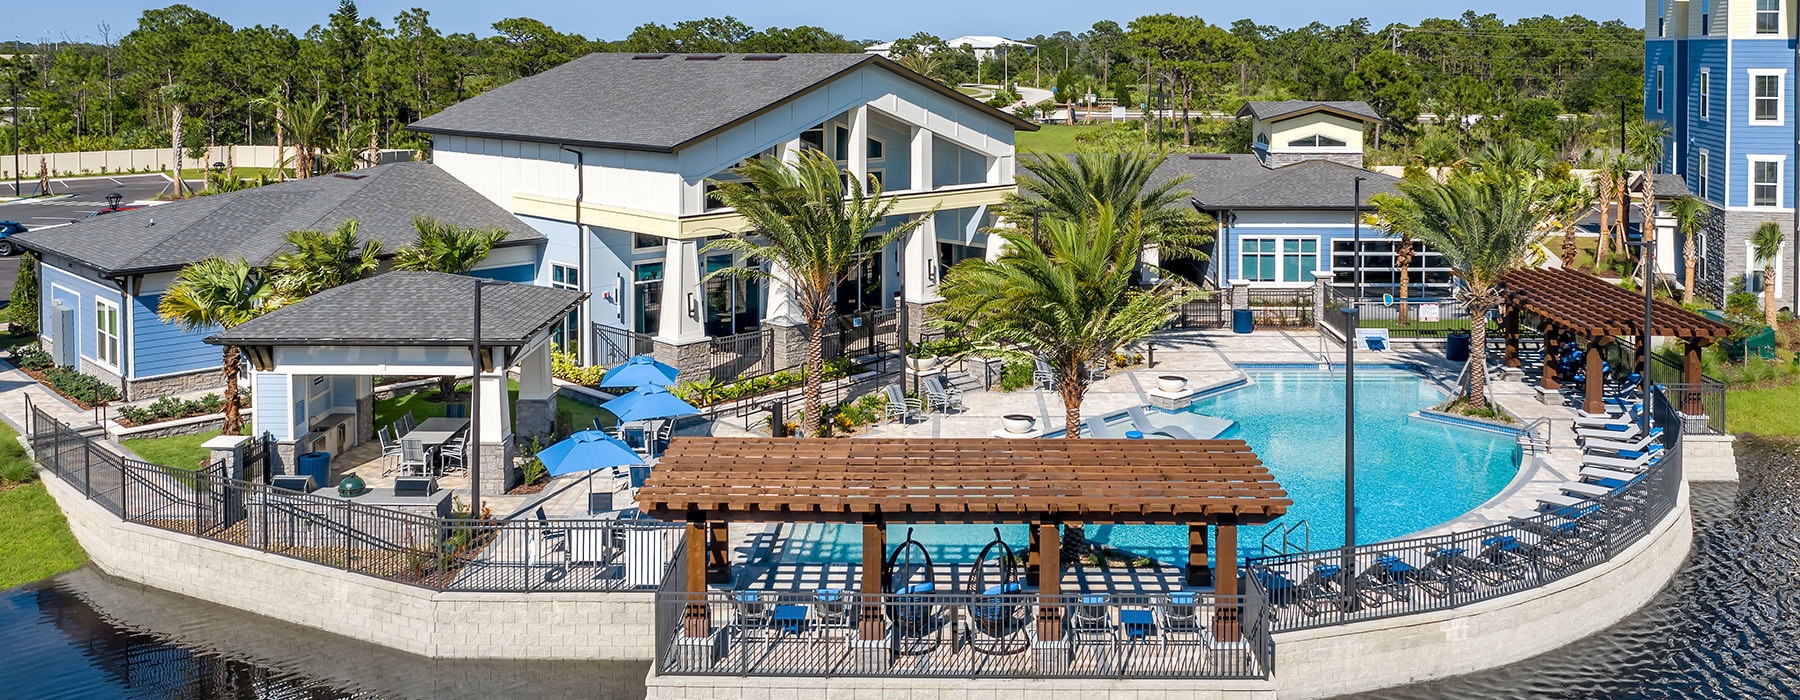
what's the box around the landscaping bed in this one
[10,344,118,408]
[114,394,224,427]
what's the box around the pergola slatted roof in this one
[638,438,1292,524]
[1499,268,1730,341]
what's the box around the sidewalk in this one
[0,358,107,434]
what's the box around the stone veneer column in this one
[475,372,518,502]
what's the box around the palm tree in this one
[1395,169,1549,409]
[1536,170,1595,267]
[1593,158,1628,268]
[1629,120,1673,284]
[1667,196,1707,305]
[896,51,945,84]
[1363,193,1422,324]
[269,220,383,301]
[938,204,1188,437]
[705,150,927,436]
[321,120,376,174]
[1004,150,1215,263]
[393,216,507,273]
[267,95,330,179]
[1470,140,1550,179]
[158,84,188,199]
[1752,221,1785,329]
[158,258,277,435]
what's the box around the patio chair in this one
[397,413,416,436]
[1577,466,1646,490]
[1422,546,1515,588]
[1083,415,1126,438]
[1572,403,1642,429]
[396,438,430,477]
[1033,360,1057,390]
[528,507,568,566]
[1581,450,1662,473]
[966,582,1031,655]
[881,385,924,424]
[732,590,776,662]
[812,588,854,651]
[886,581,940,655]
[1352,555,1423,607]
[1154,592,1214,651]
[438,436,467,475]
[1581,428,1664,456]
[651,420,674,457]
[921,375,964,414]
[1069,594,1120,670]
[376,426,404,474]
[1294,563,1354,616]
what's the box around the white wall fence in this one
[1,146,415,180]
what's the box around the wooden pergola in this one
[1497,268,1731,414]
[639,437,1291,642]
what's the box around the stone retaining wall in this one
[40,469,657,661]
[1681,434,1738,482]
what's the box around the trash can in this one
[1232,308,1254,334]
[295,451,331,488]
[1445,332,1471,363]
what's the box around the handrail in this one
[1518,417,1553,453]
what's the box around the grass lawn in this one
[1015,124,1110,154]
[122,430,220,472]
[374,381,617,438]
[1726,381,1800,436]
[0,482,88,589]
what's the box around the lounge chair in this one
[1034,360,1058,390]
[881,385,925,424]
[1582,450,1663,473]
[887,581,939,654]
[1154,592,1214,650]
[1354,555,1429,606]
[1582,428,1664,456]
[1474,535,1554,578]
[1124,406,1198,440]
[1573,421,1649,443]
[812,589,853,650]
[1421,546,1511,588]
[1578,466,1645,489]
[1572,403,1641,428]
[1510,511,1601,560]
[965,582,1030,655]
[1295,563,1353,616]
[1084,416,1126,438]
[1069,594,1119,669]
[921,375,965,414]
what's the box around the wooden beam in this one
[1036,520,1062,642]
[1503,306,1522,368]
[1186,523,1211,587]
[683,521,710,638]
[1026,521,1042,587]
[1539,329,1561,390]
[859,520,886,640]
[1214,520,1239,643]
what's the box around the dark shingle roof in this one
[1237,101,1382,123]
[207,272,585,348]
[1148,154,1400,211]
[408,52,1035,151]
[13,163,542,277]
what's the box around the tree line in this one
[1,3,1642,167]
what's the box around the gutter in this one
[560,145,589,366]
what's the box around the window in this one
[1695,230,1709,281]
[633,262,663,335]
[1241,238,1277,281]
[1655,67,1664,112]
[1282,239,1319,281]
[1757,0,1781,34]
[833,125,850,161]
[1698,70,1710,120]
[799,125,825,153]
[1284,133,1348,148]
[1751,158,1782,208]
[634,233,662,250]
[867,170,884,190]
[1747,240,1788,299]
[550,263,580,355]
[1752,72,1784,124]
[1697,151,1710,199]
[867,137,885,161]
[1241,237,1319,283]
[94,298,119,369]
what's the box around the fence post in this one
[82,437,92,498]
[343,497,354,570]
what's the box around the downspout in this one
[560,145,588,366]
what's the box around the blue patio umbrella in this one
[600,355,680,388]
[601,384,700,423]
[534,430,644,477]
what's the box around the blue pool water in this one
[765,364,1520,566]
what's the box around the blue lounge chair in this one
[1578,466,1644,489]
[1582,450,1663,473]
[1422,546,1511,588]
[1124,406,1197,439]
[1582,428,1664,456]
[1353,555,1421,606]
[1296,563,1353,616]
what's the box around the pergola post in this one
[1026,523,1042,586]
[1539,327,1561,390]
[1035,520,1062,642]
[1502,306,1522,368]
[683,520,710,638]
[705,522,730,584]
[1683,341,1707,414]
[858,519,886,640]
[1584,337,1609,415]
[1186,523,1211,587]
[1213,518,1240,643]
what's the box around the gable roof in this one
[207,271,585,348]
[13,163,542,278]
[407,52,1035,152]
[1237,101,1382,124]
[1147,154,1400,211]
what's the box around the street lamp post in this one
[9,82,19,199]
[1341,304,1358,607]
[1353,176,1367,299]
[1638,235,1655,431]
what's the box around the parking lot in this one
[0,174,202,227]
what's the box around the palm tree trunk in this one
[1465,303,1492,409]
[1561,226,1579,267]
[274,103,287,181]
[803,317,825,437]
[1397,240,1413,325]
[437,375,458,400]
[171,103,185,199]
[1059,369,1086,439]
[221,345,244,435]
[1766,264,1779,329]
[1683,236,1697,305]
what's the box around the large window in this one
[1240,237,1317,284]
[94,298,119,370]
[549,263,580,354]
[799,125,825,153]
[633,262,663,335]
[1285,133,1347,148]
[703,253,762,337]
[1241,238,1277,282]
[1757,0,1781,34]
[1752,71,1784,124]
[1331,240,1454,295]
[1751,159,1782,208]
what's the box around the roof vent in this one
[631,54,669,60]
[1187,154,1232,161]
[333,173,368,180]
[743,54,786,61]
[685,54,725,61]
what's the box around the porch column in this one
[858,519,886,639]
[909,125,933,193]
[513,343,554,439]
[1584,337,1609,415]
[847,104,870,185]
[1213,518,1240,643]
[706,522,731,584]
[476,370,518,495]
[1186,523,1212,587]
[1035,520,1062,642]
[1539,328,1561,390]
[1683,341,1707,414]
[777,137,802,166]
[683,520,710,637]
[902,218,937,304]
[1502,306,1522,368]
[657,238,707,344]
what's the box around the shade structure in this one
[600,355,680,388]
[535,430,645,477]
[602,385,700,423]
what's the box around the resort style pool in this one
[764,364,1521,566]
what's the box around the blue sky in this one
[10,1,1638,44]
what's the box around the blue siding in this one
[39,261,123,369]
[932,138,988,186]
[867,119,912,188]
[1686,39,1730,204]
[1224,225,1348,284]
[1726,38,1796,208]
[470,263,536,283]
[130,292,220,378]
[254,373,293,441]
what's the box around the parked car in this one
[0,220,25,256]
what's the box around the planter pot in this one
[906,356,940,371]
[1001,414,1036,434]
[1156,375,1189,393]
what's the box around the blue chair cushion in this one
[982,583,1023,596]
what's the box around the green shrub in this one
[550,348,607,385]
[9,253,38,334]
[40,366,119,406]
[10,343,51,371]
[116,393,224,425]
[519,437,547,485]
[999,361,1034,391]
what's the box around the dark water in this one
[1352,437,1800,699]
[6,441,1800,699]
[0,567,647,699]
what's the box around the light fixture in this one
[687,292,699,320]
[105,192,123,210]
[927,260,938,283]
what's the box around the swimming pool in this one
[762,364,1520,566]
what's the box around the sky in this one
[8,1,1640,44]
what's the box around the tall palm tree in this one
[1752,221,1785,329]
[1004,150,1215,263]
[705,150,927,436]
[1629,120,1673,284]
[1364,192,1423,324]
[1396,169,1549,409]
[1535,170,1595,267]
[269,220,383,301]
[267,95,331,179]
[158,258,277,435]
[158,83,188,199]
[1470,140,1550,179]
[393,216,507,273]
[1667,196,1708,305]
[937,204,1188,437]
[1593,159,1628,268]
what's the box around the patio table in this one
[401,417,469,473]
[773,604,808,634]
[1120,609,1155,641]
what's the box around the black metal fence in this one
[1247,289,1313,328]
[1348,297,1478,339]
[1243,389,1685,632]
[29,406,683,592]
[1610,339,1727,434]
[1175,293,1226,329]
[593,325,658,367]
[654,589,1272,679]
